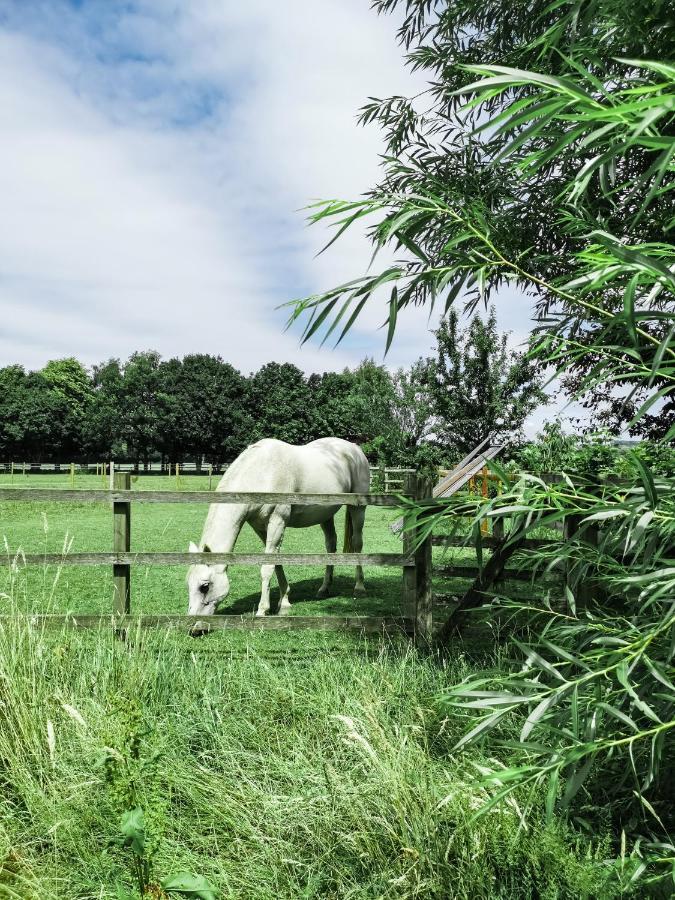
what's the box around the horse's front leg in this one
[317,518,337,598]
[257,505,291,617]
[252,522,290,614]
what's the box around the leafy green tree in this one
[89,359,125,459]
[284,2,675,886]
[390,359,434,446]
[429,307,545,457]
[0,365,69,461]
[515,421,622,476]
[40,358,95,459]
[247,363,314,445]
[347,359,399,448]
[288,0,674,439]
[118,352,165,467]
[158,355,250,466]
[0,366,28,460]
[310,359,411,463]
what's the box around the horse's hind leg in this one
[349,506,366,596]
[257,505,291,617]
[317,518,337,598]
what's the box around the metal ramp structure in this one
[390,436,504,534]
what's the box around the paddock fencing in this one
[0,462,443,494]
[0,470,593,641]
[0,473,434,642]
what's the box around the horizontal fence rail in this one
[17,552,414,567]
[431,535,558,550]
[24,614,413,634]
[0,489,405,506]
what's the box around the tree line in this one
[0,307,543,467]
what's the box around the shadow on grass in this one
[217,574,403,618]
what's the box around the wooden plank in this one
[2,614,414,634]
[435,565,537,582]
[431,535,556,550]
[113,472,131,614]
[0,489,404,507]
[18,551,414,567]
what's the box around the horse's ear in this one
[189,541,199,553]
[203,544,212,553]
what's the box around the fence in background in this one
[0,462,435,494]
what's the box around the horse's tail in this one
[343,508,353,553]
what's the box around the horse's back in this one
[221,438,369,495]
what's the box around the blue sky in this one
[0,0,564,432]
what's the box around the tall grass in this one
[0,601,618,899]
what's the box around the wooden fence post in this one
[208,463,213,491]
[113,471,131,615]
[402,473,434,645]
[402,472,418,628]
[414,476,434,645]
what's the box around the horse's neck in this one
[201,503,247,553]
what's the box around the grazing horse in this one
[187,437,370,617]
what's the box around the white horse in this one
[187,437,370,617]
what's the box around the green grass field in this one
[0,477,621,898]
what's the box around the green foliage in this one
[309,359,403,449]
[100,652,218,898]
[429,307,546,456]
[287,4,674,440]
[248,362,315,445]
[0,353,444,467]
[390,358,436,453]
[516,422,622,476]
[284,1,675,888]
[158,354,251,465]
[0,365,68,461]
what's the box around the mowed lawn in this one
[0,474,406,617]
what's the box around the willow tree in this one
[286,0,675,887]
[289,0,674,437]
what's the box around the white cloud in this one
[0,0,571,435]
[0,1,424,371]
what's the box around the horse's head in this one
[186,542,230,615]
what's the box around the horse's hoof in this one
[353,584,367,597]
[316,586,330,599]
[255,610,268,618]
[278,604,291,616]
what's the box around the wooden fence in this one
[0,462,427,494]
[0,468,596,642]
[0,473,434,642]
